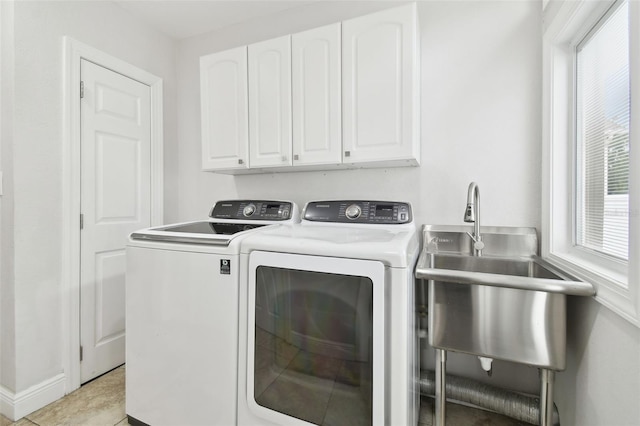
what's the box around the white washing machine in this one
[237,200,420,426]
[125,200,299,426]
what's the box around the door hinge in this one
[80,345,84,362]
[80,81,84,99]
[80,213,84,230]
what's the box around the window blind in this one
[576,0,630,260]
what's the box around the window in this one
[543,0,640,326]
[575,1,630,261]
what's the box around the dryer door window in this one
[247,251,385,426]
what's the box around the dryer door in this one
[246,251,385,426]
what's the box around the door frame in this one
[61,37,164,393]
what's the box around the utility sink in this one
[415,225,595,370]
[417,190,597,426]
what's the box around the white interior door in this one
[80,59,151,383]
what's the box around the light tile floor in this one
[1,365,127,426]
[1,365,529,426]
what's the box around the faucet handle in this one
[466,232,485,251]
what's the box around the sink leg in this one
[540,368,555,426]
[435,349,447,426]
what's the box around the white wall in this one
[176,0,543,393]
[0,0,176,405]
[556,298,640,425]
[0,0,17,394]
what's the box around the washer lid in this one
[158,221,266,235]
[129,199,300,246]
[130,221,268,245]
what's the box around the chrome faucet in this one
[463,182,484,256]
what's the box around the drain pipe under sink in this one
[419,370,561,426]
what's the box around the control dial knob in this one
[243,204,256,217]
[345,204,362,220]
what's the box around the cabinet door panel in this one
[200,46,249,170]
[343,3,419,165]
[249,35,292,168]
[292,23,342,166]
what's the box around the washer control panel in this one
[210,200,293,221]
[304,200,412,224]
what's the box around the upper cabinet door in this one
[248,35,293,168]
[342,3,420,165]
[292,23,342,166]
[200,46,249,170]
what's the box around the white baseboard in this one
[0,373,66,421]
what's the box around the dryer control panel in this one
[304,200,412,224]
[210,200,294,221]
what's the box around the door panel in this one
[292,23,342,166]
[95,132,141,222]
[94,249,126,343]
[80,59,151,383]
[200,46,249,169]
[342,4,419,164]
[248,35,292,167]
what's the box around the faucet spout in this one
[463,182,483,256]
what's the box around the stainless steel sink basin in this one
[415,225,595,371]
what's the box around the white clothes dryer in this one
[238,200,420,426]
[125,200,299,426]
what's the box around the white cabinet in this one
[248,35,292,168]
[292,23,342,166]
[342,3,420,165]
[200,46,249,170]
[200,3,419,174]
